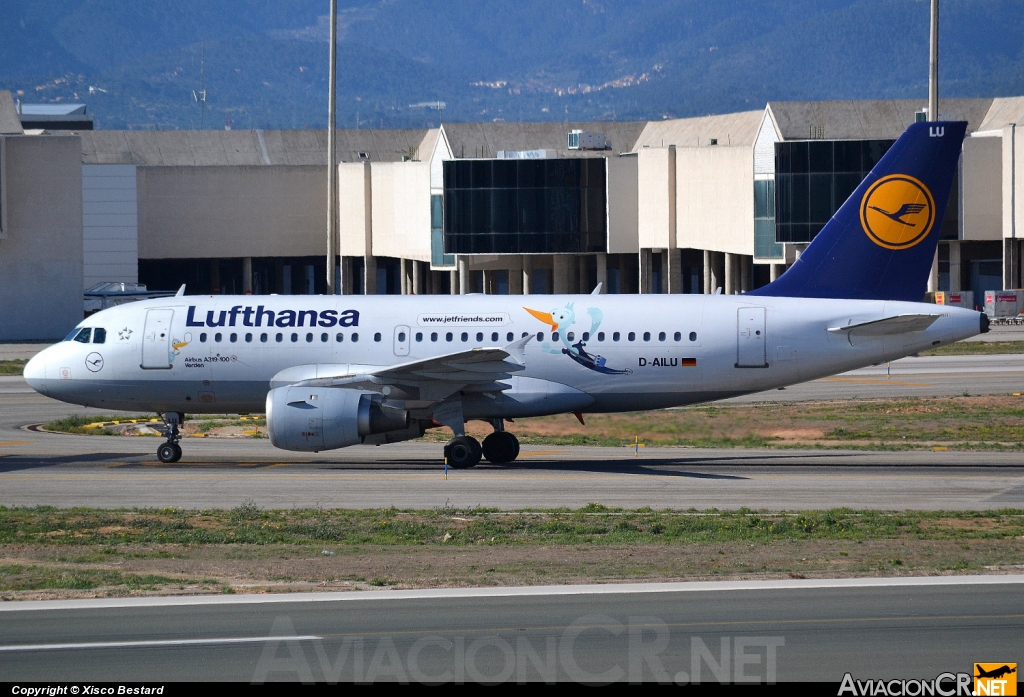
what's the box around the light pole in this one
[326,0,339,295]
[927,0,940,295]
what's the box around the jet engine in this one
[266,386,413,452]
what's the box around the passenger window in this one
[613,332,620,341]
[93,328,106,344]
[230,333,237,342]
[215,333,223,342]
[658,332,666,341]
[415,332,423,342]
[398,332,407,342]
[689,332,697,342]
[476,332,483,342]
[492,332,499,342]
[643,332,651,341]
[276,333,283,342]
[507,332,514,342]
[461,332,469,342]
[674,332,681,342]
[336,333,344,342]
[374,333,382,342]
[431,332,438,342]
[306,333,313,343]
[582,332,589,341]
[628,332,635,341]
[552,332,559,342]
[598,332,605,341]
[290,333,298,342]
[566,332,574,342]
[522,332,529,338]
[537,332,544,342]
[321,333,328,342]
[261,333,268,342]
[245,333,253,342]
[200,333,208,343]
[351,333,359,342]
[74,328,92,343]
[446,332,453,342]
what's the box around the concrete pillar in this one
[770,263,785,282]
[449,269,458,295]
[458,257,470,294]
[242,257,253,294]
[639,248,653,294]
[740,255,752,293]
[596,252,607,293]
[411,261,421,294]
[522,255,534,295]
[724,253,736,295]
[553,255,571,294]
[363,254,376,294]
[928,247,939,294]
[949,242,961,292]
[399,259,408,295]
[509,264,523,294]
[340,257,353,295]
[666,248,682,294]
[482,269,495,294]
[703,250,712,294]
[578,256,590,294]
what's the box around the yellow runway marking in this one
[819,377,930,386]
[517,450,563,458]
[0,441,31,446]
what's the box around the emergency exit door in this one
[736,307,767,368]
[394,325,411,357]
[141,309,174,369]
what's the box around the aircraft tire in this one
[157,443,178,463]
[482,432,520,464]
[445,436,481,468]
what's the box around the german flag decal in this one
[681,358,697,367]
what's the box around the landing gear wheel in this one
[157,442,180,463]
[444,435,482,469]
[482,431,520,464]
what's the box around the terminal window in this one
[443,158,607,254]
[774,139,894,244]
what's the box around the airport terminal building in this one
[1,89,1022,340]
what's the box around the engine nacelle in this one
[266,386,410,452]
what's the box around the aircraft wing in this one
[285,335,531,406]
[827,314,941,340]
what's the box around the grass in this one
[0,359,27,375]
[2,505,1023,547]
[0,565,220,592]
[920,340,1024,356]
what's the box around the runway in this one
[1,354,1023,510]
[0,576,1020,682]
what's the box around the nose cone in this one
[23,351,48,395]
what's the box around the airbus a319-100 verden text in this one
[25,121,987,467]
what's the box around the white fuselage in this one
[25,293,982,420]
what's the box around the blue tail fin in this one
[749,121,967,301]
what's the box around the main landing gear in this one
[443,421,521,468]
[156,412,183,463]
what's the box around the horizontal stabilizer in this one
[827,314,940,338]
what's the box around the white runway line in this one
[0,635,323,652]
[1,574,1022,613]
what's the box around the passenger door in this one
[736,307,767,368]
[141,309,174,369]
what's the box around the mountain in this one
[1,0,1022,130]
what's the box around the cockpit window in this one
[73,328,92,344]
[64,328,81,341]
[93,328,106,344]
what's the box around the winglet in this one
[591,282,603,295]
[502,334,533,364]
[175,284,186,297]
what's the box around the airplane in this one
[24,120,986,467]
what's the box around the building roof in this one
[19,103,87,116]
[632,111,764,149]
[0,91,24,135]
[80,128,430,166]
[767,98,994,140]
[977,96,1024,133]
[442,121,647,158]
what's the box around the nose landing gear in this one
[156,412,184,463]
